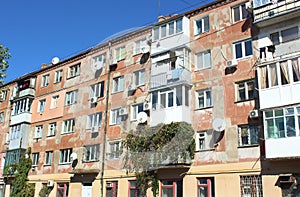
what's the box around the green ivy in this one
[10,148,35,197]
[123,122,195,197]
[39,184,53,197]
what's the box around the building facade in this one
[1,0,299,197]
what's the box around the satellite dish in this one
[137,111,147,123]
[212,118,226,132]
[93,63,102,70]
[51,57,60,65]
[140,52,150,64]
[70,152,77,160]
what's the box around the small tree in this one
[39,184,52,197]
[10,148,35,197]
[0,44,10,85]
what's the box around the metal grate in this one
[240,175,263,197]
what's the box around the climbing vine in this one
[122,122,195,196]
[10,148,35,197]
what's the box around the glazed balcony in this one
[253,0,300,27]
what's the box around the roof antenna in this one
[158,0,161,18]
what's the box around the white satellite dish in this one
[137,111,147,123]
[51,57,60,65]
[212,118,226,132]
[93,63,102,70]
[70,152,77,160]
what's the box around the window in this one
[240,175,263,197]
[57,183,69,197]
[108,141,121,159]
[233,39,253,59]
[161,180,183,197]
[38,99,46,113]
[50,95,59,109]
[63,119,75,134]
[195,50,211,70]
[59,148,72,164]
[106,181,118,197]
[194,16,209,35]
[0,90,7,101]
[32,153,39,166]
[65,90,78,105]
[270,26,299,45]
[41,74,50,87]
[87,112,102,130]
[253,0,270,8]
[54,70,63,83]
[115,46,126,61]
[232,4,248,23]
[265,107,300,139]
[13,98,32,115]
[131,103,143,120]
[48,122,56,136]
[93,53,106,68]
[259,58,300,89]
[112,76,124,93]
[197,178,215,197]
[238,125,259,146]
[45,151,53,165]
[35,125,43,139]
[84,144,99,162]
[90,81,104,98]
[152,86,189,110]
[0,112,4,123]
[9,124,21,141]
[110,108,122,125]
[236,80,254,101]
[133,69,145,86]
[196,130,219,151]
[197,89,212,109]
[134,38,147,54]
[129,181,140,197]
[68,63,80,78]
[152,18,183,41]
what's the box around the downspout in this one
[100,41,112,197]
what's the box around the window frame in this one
[87,112,102,131]
[232,3,248,23]
[238,125,259,146]
[83,144,100,162]
[0,112,4,123]
[194,16,210,35]
[93,53,106,68]
[32,152,39,166]
[134,38,147,55]
[41,74,50,87]
[110,108,122,125]
[129,180,140,197]
[133,69,145,87]
[195,50,212,70]
[62,119,75,134]
[59,148,72,164]
[270,26,299,45]
[233,39,253,60]
[115,46,126,61]
[48,122,56,137]
[196,130,218,151]
[65,90,78,106]
[68,63,81,79]
[54,69,63,83]
[160,179,183,197]
[45,151,53,165]
[112,76,124,93]
[197,177,215,197]
[35,125,43,139]
[90,81,104,98]
[152,18,183,41]
[131,103,144,121]
[236,80,255,102]
[57,183,69,197]
[38,99,46,113]
[196,89,212,109]
[240,175,263,197]
[108,140,122,160]
[50,95,59,109]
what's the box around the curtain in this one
[280,61,290,85]
[260,66,268,89]
[269,64,278,87]
[292,58,300,82]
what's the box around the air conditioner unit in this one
[226,59,238,68]
[90,96,98,104]
[143,102,151,111]
[106,182,113,188]
[47,180,54,187]
[119,107,128,116]
[249,110,259,118]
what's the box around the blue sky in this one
[1,0,214,83]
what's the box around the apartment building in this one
[253,0,300,196]
[1,0,299,196]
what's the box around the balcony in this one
[265,137,300,159]
[150,68,191,90]
[18,88,35,98]
[253,0,300,27]
[11,112,32,125]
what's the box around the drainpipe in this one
[100,41,112,197]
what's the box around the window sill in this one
[61,132,74,135]
[111,90,124,95]
[67,75,80,80]
[82,160,99,163]
[58,163,71,165]
[46,135,55,138]
[195,148,215,152]
[238,144,259,149]
[43,164,52,167]
[194,106,213,111]
[53,81,62,84]
[234,99,255,104]
[232,18,249,25]
[236,55,253,61]
[153,31,184,42]
[194,67,212,72]
[194,31,210,37]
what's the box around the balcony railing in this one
[150,68,191,89]
[253,0,300,24]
